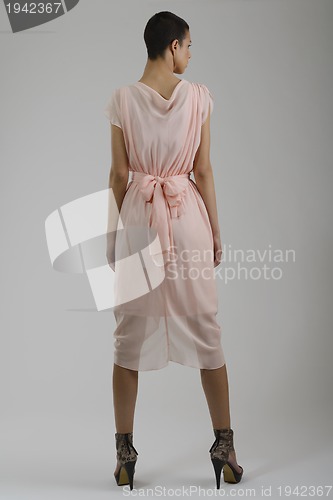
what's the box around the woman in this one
[104,11,243,491]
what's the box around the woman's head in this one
[143,11,191,73]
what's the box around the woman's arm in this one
[106,124,129,269]
[108,124,129,210]
[193,105,223,266]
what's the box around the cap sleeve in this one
[104,88,122,129]
[200,84,214,125]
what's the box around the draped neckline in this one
[134,79,186,102]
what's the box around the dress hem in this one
[113,359,226,372]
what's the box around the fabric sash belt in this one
[131,170,191,261]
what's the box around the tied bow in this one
[132,171,191,263]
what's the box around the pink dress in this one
[104,79,226,371]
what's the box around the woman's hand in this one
[213,233,223,268]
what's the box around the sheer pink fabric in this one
[104,79,226,371]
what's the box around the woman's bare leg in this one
[200,364,242,472]
[113,363,138,475]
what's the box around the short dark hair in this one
[143,11,190,60]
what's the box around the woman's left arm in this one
[106,124,129,270]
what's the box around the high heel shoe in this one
[209,428,243,489]
[114,432,138,490]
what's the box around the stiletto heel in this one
[114,432,138,490]
[211,457,224,489]
[209,428,243,489]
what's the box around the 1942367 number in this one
[277,485,332,496]
[6,3,62,14]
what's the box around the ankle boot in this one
[209,428,243,489]
[114,432,138,490]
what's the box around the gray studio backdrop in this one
[1,1,332,499]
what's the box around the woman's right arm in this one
[192,105,223,267]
